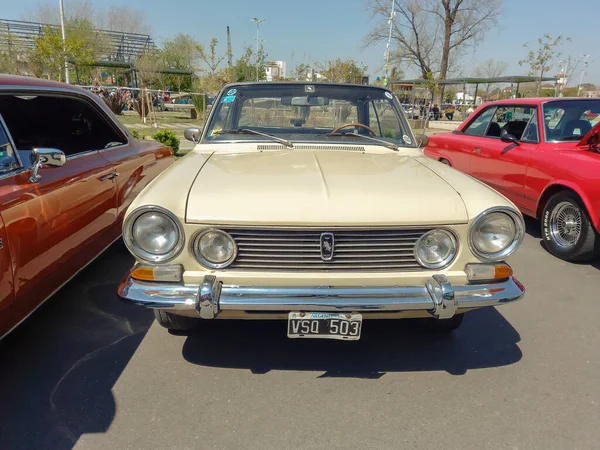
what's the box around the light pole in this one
[384,0,396,86]
[251,18,265,81]
[577,54,591,97]
[59,0,70,83]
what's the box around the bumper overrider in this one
[117,273,525,320]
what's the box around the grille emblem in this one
[320,232,334,261]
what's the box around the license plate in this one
[287,312,362,341]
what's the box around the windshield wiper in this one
[216,129,294,149]
[326,132,399,151]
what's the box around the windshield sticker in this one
[403,135,412,144]
[305,85,315,93]
[385,91,393,99]
[221,95,235,103]
[226,88,237,95]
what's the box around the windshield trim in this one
[200,83,416,148]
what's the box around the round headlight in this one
[124,206,184,262]
[193,229,237,269]
[469,208,524,261]
[414,229,457,269]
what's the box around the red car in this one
[0,75,174,338]
[424,98,600,261]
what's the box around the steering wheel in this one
[330,122,376,137]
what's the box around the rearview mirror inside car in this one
[281,96,329,107]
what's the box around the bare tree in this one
[103,5,150,35]
[474,59,508,98]
[23,0,149,35]
[366,0,501,82]
[519,34,570,95]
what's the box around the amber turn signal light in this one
[131,264,183,282]
[465,263,513,283]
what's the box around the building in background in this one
[265,61,286,81]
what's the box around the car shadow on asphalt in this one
[181,307,522,377]
[0,240,154,450]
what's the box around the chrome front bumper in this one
[117,274,525,320]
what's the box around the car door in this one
[451,106,498,174]
[0,123,16,336]
[100,138,174,221]
[0,94,118,324]
[470,106,538,209]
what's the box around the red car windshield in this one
[543,100,600,141]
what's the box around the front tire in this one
[154,310,200,331]
[542,191,599,261]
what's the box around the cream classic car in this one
[117,82,526,340]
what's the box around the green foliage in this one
[519,34,571,95]
[292,63,312,80]
[191,93,209,117]
[315,59,367,84]
[233,46,267,82]
[28,19,100,81]
[160,34,202,91]
[152,129,180,154]
[130,130,146,140]
[102,90,129,115]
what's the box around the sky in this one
[3,0,599,87]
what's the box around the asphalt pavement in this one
[1,218,599,450]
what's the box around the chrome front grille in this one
[224,228,432,271]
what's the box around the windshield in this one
[543,99,600,142]
[203,83,416,148]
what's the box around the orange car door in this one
[0,123,15,336]
[0,213,13,336]
[0,96,118,325]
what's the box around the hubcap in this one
[549,201,582,248]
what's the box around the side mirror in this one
[29,148,66,183]
[184,127,201,143]
[500,133,519,145]
[415,133,429,148]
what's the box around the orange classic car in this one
[0,75,174,339]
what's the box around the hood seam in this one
[184,151,215,223]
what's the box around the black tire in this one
[154,310,200,331]
[422,314,464,332]
[541,191,599,261]
[439,158,451,166]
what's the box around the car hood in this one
[576,121,600,148]
[185,149,468,226]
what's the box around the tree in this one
[366,0,501,83]
[519,34,570,96]
[199,38,225,77]
[474,59,509,98]
[291,63,312,81]
[24,1,150,35]
[136,49,164,89]
[160,34,202,91]
[232,45,267,82]
[315,59,367,84]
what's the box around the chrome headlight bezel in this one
[468,207,525,262]
[123,205,185,263]
[192,228,238,269]
[413,229,458,270]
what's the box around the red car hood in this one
[576,121,600,148]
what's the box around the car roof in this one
[222,81,391,92]
[482,97,600,106]
[0,74,89,95]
